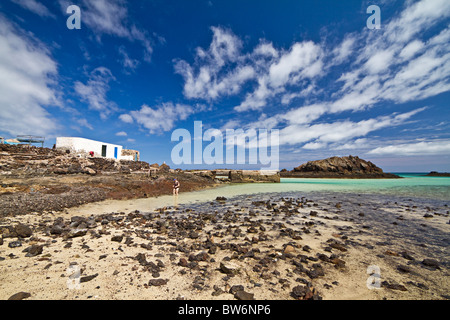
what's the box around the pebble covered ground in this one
[1,191,449,300]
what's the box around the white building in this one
[56,137,139,161]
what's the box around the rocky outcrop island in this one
[426,171,450,177]
[281,155,401,179]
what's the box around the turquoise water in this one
[69,173,449,216]
[279,173,450,201]
[176,173,450,205]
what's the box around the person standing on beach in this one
[173,178,180,195]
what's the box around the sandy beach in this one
[1,189,448,300]
[2,0,450,305]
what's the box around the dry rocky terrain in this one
[1,192,448,300]
[0,144,216,217]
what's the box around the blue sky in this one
[0,0,449,171]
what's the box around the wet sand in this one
[0,190,449,300]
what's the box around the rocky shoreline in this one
[1,191,448,300]
[280,172,400,179]
[0,172,217,218]
[0,141,219,217]
[281,156,401,179]
[426,172,450,177]
[1,146,448,300]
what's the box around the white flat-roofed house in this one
[56,137,138,161]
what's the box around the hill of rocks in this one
[0,144,152,176]
[281,156,400,178]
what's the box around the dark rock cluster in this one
[281,156,400,178]
[1,192,448,300]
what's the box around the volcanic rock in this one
[220,261,240,275]
[8,292,31,300]
[66,228,87,239]
[111,235,124,242]
[422,259,440,270]
[80,273,98,283]
[290,285,321,300]
[397,265,412,274]
[382,281,407,291]
[281,156,400,178]
[234,290,255,300]
[229,285,245,294]
[15,224,33,238]
[8,241,22,248]
[24,244,43,257]
[148,278,168,286]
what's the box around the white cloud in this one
[81,0,130,38]
[333,138,369,150]
[119,113,134,124]
[268,41,323,87]
[11,0,56,18]
[278,108,426,148]
[220,119,241,131]
[214,66,255,97]
[124,102,197,134]
[173,0,450,159]
[74,67,117,119]
[0,16,60,137]
[281,104,327,125]
[368,140,450,156]
[364,50,394,74]
[175,27,324,111]
[173,0,449,116]
[207,26,242,67]
[302,141,327,150]
[59,0,154,61]
[118,46,140,72]
[275,0,450,130]
[399,40,425,61]
[76,118,93,130]
[384,0,450,44]
[235,41,323,112]
[116,131,127,136]
[234,77,274,112]
[174,26,250,100]
[177,0,449,118]
[333,0,450,112]
[252,41,279,59]
[331,35,356,65]
[281,84,316,105]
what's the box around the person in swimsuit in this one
[173,178,180,195]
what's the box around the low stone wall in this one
[191,170,280,183]
[229,170,280,183]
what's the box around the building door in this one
[114,147,118,159]
[101,145,107,157]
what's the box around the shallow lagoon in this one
[67,173,449,217]
[184,173,450,203]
